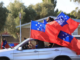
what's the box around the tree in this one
[77,9,80,19]
[0,2,8,33]
[22,6,37,24]
[6,0,26,39]
[5,14,19,38]
[42,0,57,8]
[70,0,80,19]
[30,2,57,19]
[70,0,80,3]
[6,0,37,39]
[0,2,8,43]
[70,7,80,19]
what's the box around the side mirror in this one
[17,47,22,51]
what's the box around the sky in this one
[0,0,80,13]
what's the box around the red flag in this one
[1,41,9,49]
[67,18,79,33]
[5,43,9,48]
[14,43,18,46]
[57,12,79,33]
[56,31,80,55]
[50,21,71,34]
[30,21,60,43]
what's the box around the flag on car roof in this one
[57,12,79,33]
[54,17,71,34]
[30,12,80,55]
[30,20,60,43]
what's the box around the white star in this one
[67,36,69,37]
[37,28,39,30]
[62,20,65,22]
[65,15,66,17]
[60,19,62,20]
[40,24,42,26]
[35,24,37,26]
[38,22,40,24]
[58,21,61,23]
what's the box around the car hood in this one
[0,48,14,55]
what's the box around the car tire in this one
[54,57,70,60]
[0,58,9,60]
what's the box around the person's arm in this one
[29,41,35,49]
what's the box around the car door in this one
[13,49,39,60]
[38,47,62,59]
[13,40,39,60]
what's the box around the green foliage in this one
[7,0,25,18]
[6,0,37,38]
[70,0,80,3]
[42,0,57,8]
[70,0,80,19]
[22,7,37,24]
[31,2,57,19]
[0,2,8,33]
[70,7,80,19]
[76,9,80,19]
[5,14,19,38]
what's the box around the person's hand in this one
[29,40,32,44]
[29,40,30,44]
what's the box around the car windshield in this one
[13,38,31,49]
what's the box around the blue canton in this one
[57,12,70,21]
[55,16,68,26]
[58,31,73,43]
[31,21,46,32]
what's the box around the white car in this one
[0,38,80,60]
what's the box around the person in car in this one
[47,17,62,48]
[28,40,44,49]
[35,40,44,48]
[47,17,54,22]
[46,17,54,48]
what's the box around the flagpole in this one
[30,20,32,38]
[19,13,21,43]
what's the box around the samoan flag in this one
[9,43,18,48]
[58,31,73,43]
[56,12,79,33]
[1,40,9,49]
[9,43,15,48]
[30,20,60,43]
[58,31,80,55]
[3,40,7,48]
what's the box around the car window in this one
[21,42,29,50]
[20,39,63,50]
[44,42,63,48]
[21,40,36,50]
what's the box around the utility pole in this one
[19,12,21,43]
